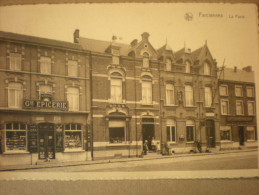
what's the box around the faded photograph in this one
[0,3,258,173]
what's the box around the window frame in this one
[64,123,83,151]
[167,119,176,143]
[4,122,27,153]
[67,60,78,77]
[246,126,256,141]
[185,61,191,73]
[108,120,126,144]
[67,87,80,111]
[166,83,175,105]
[247,101,255,116]
[10,53,22,71]
[204,62,211,75]
[236,100,244,115]
[186,120,195,142]
[8,82,23,109]
[165,58,172,71]
[185,85,194,107]
[235,85,243,97]
[204,87,212,107]
[142,80,153,105]
[110,77,123,103]
[220,126,231,141]
[40,56,51,74]
[221,99,229,115]
[142,52,150,68]
[246,86,255,98]
[219,85,228,96]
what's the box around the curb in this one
[0,149,257,172]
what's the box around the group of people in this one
[143,137,160,155]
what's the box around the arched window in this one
[204,62,211,75]
[167,119,176,142]
[186,120,194,142]
[166,83,175,105]
[8,82,23,108]
[185,85,193,106]
[205,87,212,107]
[110,72,123,103]
[67,87,79,111]
[186,61,191,73]
[143,52,149,68]
[166,58,172,71]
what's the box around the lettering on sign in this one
[23,100,68,111]
[226,116,253,122]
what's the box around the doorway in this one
[239,126,245,146]
[142,123,155,151]
[38,123,55,160]
[206,119,215,148]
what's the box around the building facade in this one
[218,66,257,149]
[0,31,91,166]
[0,30,256,165]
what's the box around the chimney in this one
[74,29,79,43]
[130,39,138,47]
[242,66,252,72]
[234,66,237,72]
[141,32,150,41]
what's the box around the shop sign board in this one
[24,100,68,111]
[226,116,253,122]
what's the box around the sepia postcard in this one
[0,2,258,183]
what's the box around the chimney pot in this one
[141,32,150,41]
[74,29,79,43]
[242,66,252,72]
[130,39,138,47]
[234,66,237,72]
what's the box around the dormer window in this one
[186,61,191,73]
[166,58,172,71]
[204,62,211,75]
[143,52,149,68]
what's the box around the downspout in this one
[158,61,163,154]
[89,51,94,160]
[134,57,138,157]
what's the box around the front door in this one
[142,124,154,151]
[206,120,215,148]
[239,126,245,146]
[38,123,55,159]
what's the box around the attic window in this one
[143,52,149,68]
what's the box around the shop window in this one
[143,52,149,68]
[8,82,23,109]
[247,87,254,97]
[64,123,82,150]
[185,85,193,106]
[221,100,229,115]
[5,122,27,152]
[10,53,21,71]
[67,87,79,111]
[220,85,228,96]
[166,58,172,71]
[205,87,212,107]
[142,80,152,104]
[68,60,78,77]
[247,101,255,116]
[167,119,176,142]
[109,120,126,143]
[204,62,211,75]
[111,78,122,103]
[185,61,191,73]
[40,56,51,74]
[166,84,175,105]
[236,100,244,115]
[235,86,243,97]
[186,120,194,142]
[220,126,231,141]
[247,127,256,140]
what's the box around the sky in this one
[0,3,258,69]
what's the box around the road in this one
[15,151,258,172]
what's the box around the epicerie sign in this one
[23,100,68,111]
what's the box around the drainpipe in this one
[158,61,163,154]
[134,57,138,157]
[89,51,94,160]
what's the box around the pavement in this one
[0,148,257,172]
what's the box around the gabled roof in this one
[174,48,185,61]
[191,46,203,60]
[0,31,82,50]
[218,67,255,83]
[78,37,131,56]
[157,44,173,57]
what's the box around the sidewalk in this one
[0,148,257,171]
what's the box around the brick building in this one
[158,42,220,153]
[218,66,257,149]
[0,31,91,166]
